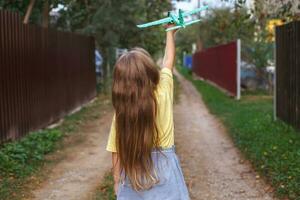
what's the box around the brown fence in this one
[0,10,96,143]
[275,21,300,129]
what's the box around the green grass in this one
[93,173,116,200]
[0,95,111,200]
[173,74,181,104]
[178,66,300,200]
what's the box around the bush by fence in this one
[276,21,300,129]
[0,10,96,143]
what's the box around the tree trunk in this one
[23,0,36,24]
[42,0,49,28]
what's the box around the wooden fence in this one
[0,10,96,143]
[275,21,300,129]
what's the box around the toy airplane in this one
[137,6,209,31]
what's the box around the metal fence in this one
[192,40,241,99]
[0,10,96,143]
[275,21,300,129]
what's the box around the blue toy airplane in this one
[137,6,208,31]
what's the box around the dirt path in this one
[32,109,113,200]
[173,70,275,200]
[31,71,275,200]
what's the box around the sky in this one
[172,0,253,11]
[51,1,254,16]
[172,0,231,10]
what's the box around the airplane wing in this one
[185,19,202,26]
[166,25,182,32]
[182,6,209,17]
[137,17,172,28]
[166,19,202,31]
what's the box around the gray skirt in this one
[117,146,190,200]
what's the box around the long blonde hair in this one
[112,48,160,191]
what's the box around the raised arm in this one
[163,26,177,71]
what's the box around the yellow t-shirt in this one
[106,67,174,152]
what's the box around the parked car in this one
[241,61,274,91]
[95,50,103,77]
[240,61,259,91]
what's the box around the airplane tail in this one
[185,19,202,26]
[182,6,209,17]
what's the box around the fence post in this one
[274,35,277,121]
[236,39,241,100]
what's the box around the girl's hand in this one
[164,23,179,35]
[114,183,119,196]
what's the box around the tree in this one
[41,0,49,27]
[0,0,62,26]
[179,5,275,91]
[1,0,171,92]
[23,0,36,24]
[175,23,201,66]
[253,0,300,20]
[197,8,255,62]
[53,0,171,92]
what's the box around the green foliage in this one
[0,129,63,199]
[178,66,300,200]
[173,74,181,104]
[0,0,40,23]
[56,0,171,59]
[244,35,274,69]
[1,0,171,65]
[86,0,170,58]
[197,7,272,68]
[1,1,171,92]
[0,95,110,199]
[198,8,254,49]
[0,129,62,177]
[0,0,62,24]
[176,7,258,64]
[53,0,171,93]
[93,173,115,200]
[253,0,300,21]
[54,0,90,32]
[175,24,200,62]
[176,6,274,87]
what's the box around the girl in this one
[106,26,190,200]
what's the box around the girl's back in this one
[106,27,190,200]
